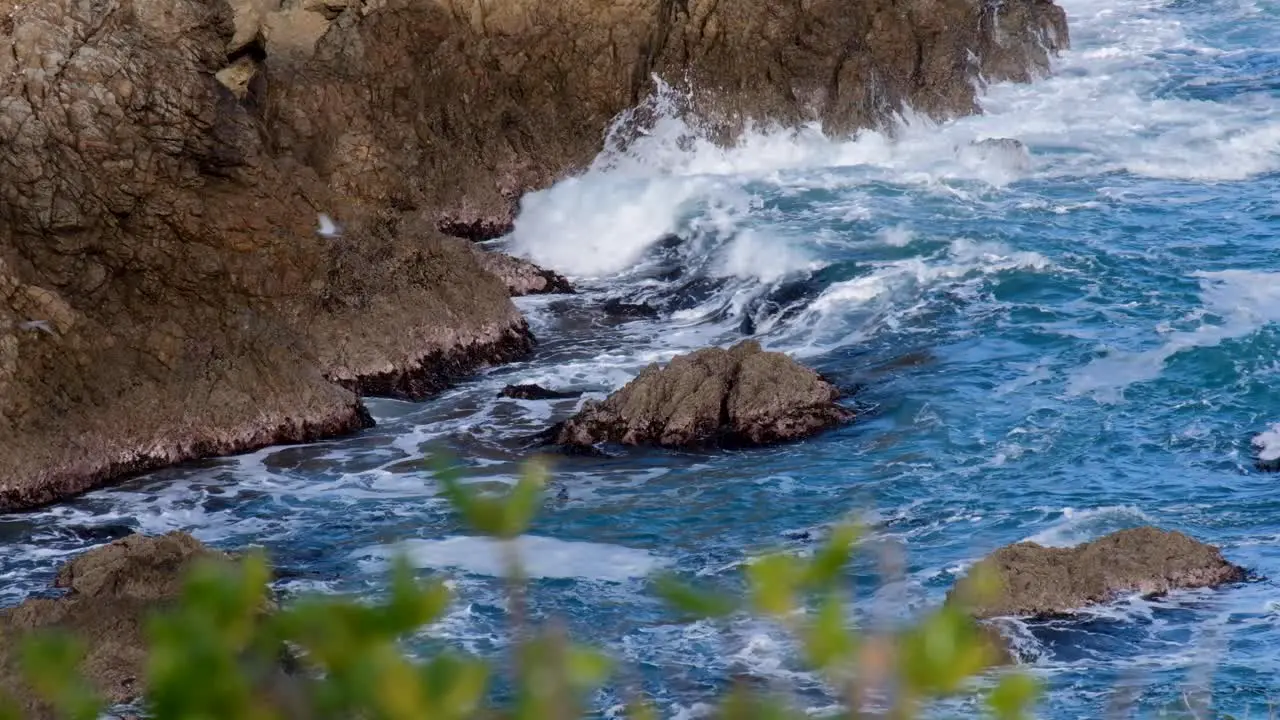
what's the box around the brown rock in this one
[0,0,532,510]
[553,340,851,449]
[471,247,574,296]
[1,0,1067,508]
[264,0,1069,237]
[0,533,224,716]
[948,527,1247,619]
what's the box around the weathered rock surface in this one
[553,340,851,449]
[1,0,1068,507]
[264,0,1070,236]
[0,0,531,510]
[948,527,1247,619]
[500,384,582,400]
[0,533,224,716]
[472,248,574,296]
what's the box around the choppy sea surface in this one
[4,0,1280,715]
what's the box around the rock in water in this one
[552,340,852,449]
[948,527,1246,619]
[499,384,582,400]
[471,248,574,296]
[0,533,225,716]
[1252,424,1280,472]
[958,137,1033,172]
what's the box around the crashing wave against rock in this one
[0,0,1069,507]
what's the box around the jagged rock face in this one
[0,0,531,510]
[471,247,574,296]
[0,0,1067,508]
[264,0,1070,237]
[553,340,852,449]
[948,527,1247,619]
[0,533,223,716]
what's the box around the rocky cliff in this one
[0,0,1068,509]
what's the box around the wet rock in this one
[959,137,1033,171]
[499,384,582,400]
[947,527,1247,619]
[266,0,1069,238]
[0,533,226,716]
[602,299,661,320]
[552,340,852,449]
[1,0,1068,508]
[0,0,531,510]
[1252,424,1280,472]
[471,248,574,296]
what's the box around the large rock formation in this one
[0,0,530,510]
[948,527,1247,619]
[0,0,1068,508]
[553,340,851,449]
[264,0,1070,237]
[0,533,224,716]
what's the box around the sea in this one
[3,0,1279,715]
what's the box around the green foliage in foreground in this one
[0,460,1036,719]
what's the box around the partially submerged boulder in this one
[499,384,582,400]
[0,533,224,716]
[552,340,851,449]
[1253,424,1280,472]
[471,248,574,297]
[948,527,1246,619]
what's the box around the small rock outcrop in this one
[472,248,574,296]
[948,527,1247,619]
[1253,424,1280,472]
[552,340,851,449]
[0,533,224,716]
[499,384,581,400]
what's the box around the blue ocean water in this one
[3,0,1280,715]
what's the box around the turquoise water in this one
[3,0,1280,715]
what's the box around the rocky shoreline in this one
[0,0,1070,508]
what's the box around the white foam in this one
[355,535,667,582]
[1254,423,1280,462]
[1069,270,1280,399]
[1024,505,1155,547]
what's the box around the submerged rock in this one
[499,384,582,400]
[601,299,662,320]
[948,527,1246,619]
[471,248,574,296]
[1253,424,1280,472]
[958,137,1033,171]
[552,340,852,449]
[0,533,225,716]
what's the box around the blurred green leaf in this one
[803,522,860,591]
[653,573,738,619]
[565,644,612,691]
[501,460,548,539]
[898,605,996,698]
[746,554,802,618]
[423,652,489,719]
[18,631,101,720]
[988,672,1041,720]
[802,591,854,671]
